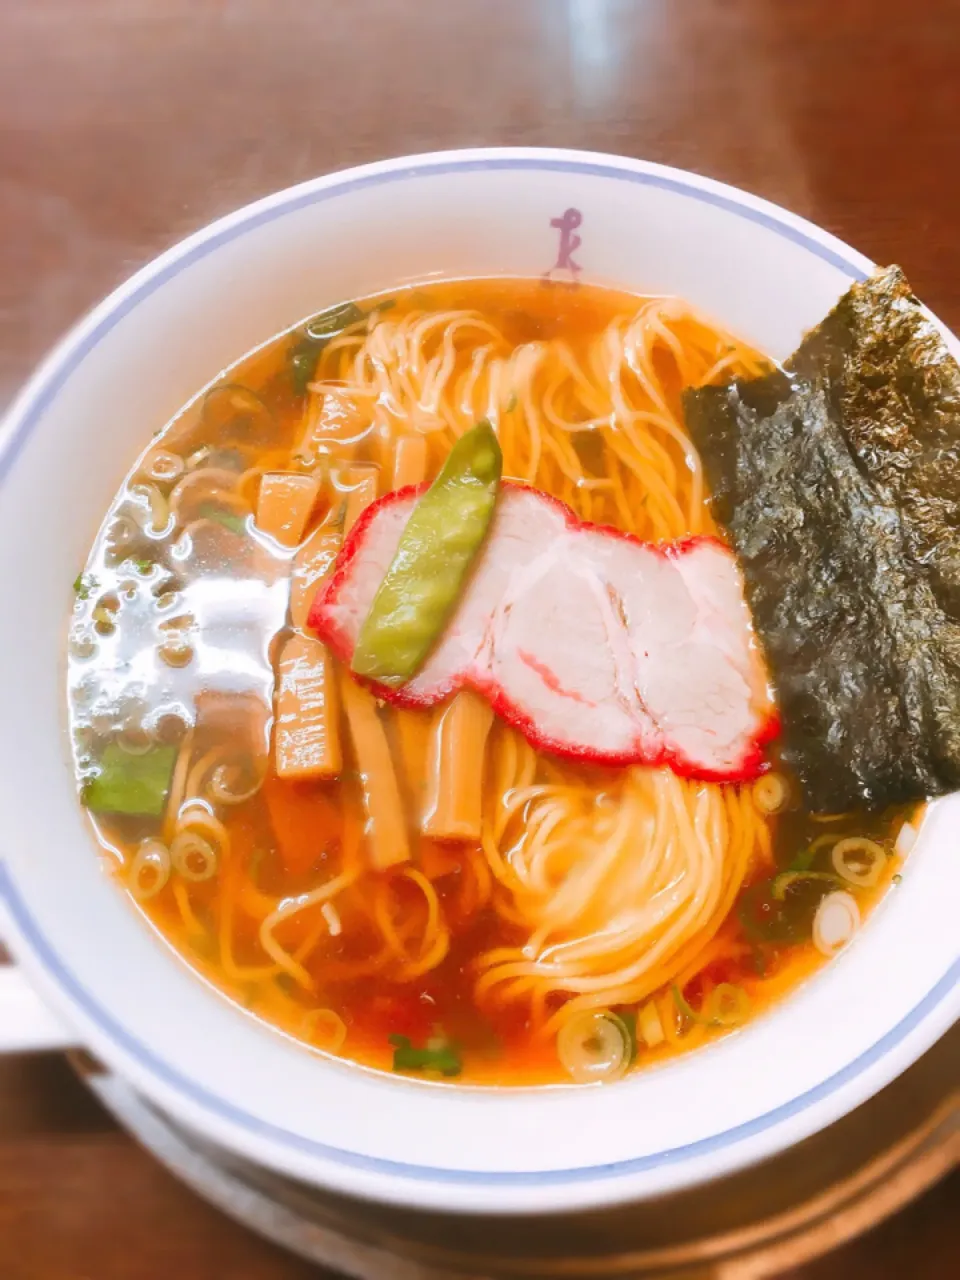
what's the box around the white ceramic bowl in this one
[0,148,958,1216]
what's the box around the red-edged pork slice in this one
[310,483,778,780]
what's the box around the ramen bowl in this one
[0,148,958,1216]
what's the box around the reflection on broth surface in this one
[68,280,918,1085]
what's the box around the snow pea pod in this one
[351,421,502,685]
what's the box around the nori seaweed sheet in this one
[684,268,960,811]
[793,268,960,622]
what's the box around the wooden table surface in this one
[1,2,958,1276]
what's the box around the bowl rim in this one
[2,146,958,1215]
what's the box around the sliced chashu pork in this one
[309,483,778,780]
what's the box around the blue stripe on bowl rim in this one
[1,153,955,1188]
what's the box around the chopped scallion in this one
[389,1033,461,1077]
[616,1009,639,1062]
[673,983,750,1028]
[198,504,247,536]
[91,605,116,628]
[73,573,98,601]
[707,983,752,1027]
[672,984,711,1026]
[771,870,842,900]
[302,300,364,344]
[291,302,366,394]
[788,846,818,872]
